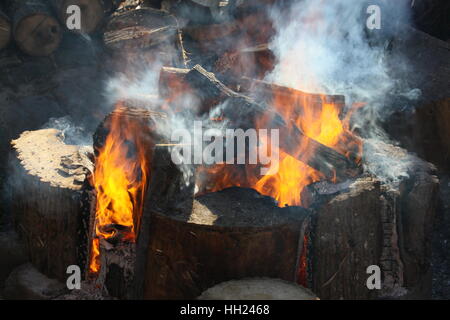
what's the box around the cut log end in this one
[198,278,319,300]
[14,14,62,56]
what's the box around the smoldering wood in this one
[159,65,361,181]
[308,142,439,299]
[0,9,11,50]
[142,187,310,299]
[9,129,93,282]
[198,278,318,300]
[6,0,62,56]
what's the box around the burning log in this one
[88,106,171,299]
[142,187,311,299]
[159,65,361,181]
[10,129,93,281]
[0,9,11,50]
[50,0,116,34]
[6,0,62,56]
[307,142,439,299]
[199,278,318,300]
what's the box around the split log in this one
[103,7,187,72]
[88,106,171,299]
[50,0,108,34]
[142,187,311,299]
[7,0,62,56]
[159,65,361,181]
[199,278,319,300]
[10,129,93,282]
[308,142,439,299]
[0,9,11,50]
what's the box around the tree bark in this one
[10,129,93,282]
[142,187,311,299]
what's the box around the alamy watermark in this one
[66,5,81,31]
[170,121,280,175]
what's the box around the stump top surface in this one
[198,278,319,300]
[172,187,309,228]
[11,129,92,190]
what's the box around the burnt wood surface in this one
[159,65,361,181]
[309,142,439,299]
[142,187,310,299]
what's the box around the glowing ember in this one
[89,106,150,274]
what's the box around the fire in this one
[89,106,150,274]
[199,87,361,207]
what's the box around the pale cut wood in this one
[199,278,319,300]
[10,129,93,281]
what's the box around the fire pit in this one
[0,0,448,301]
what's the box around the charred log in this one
[159,65,361,181]
[142,187,311,299]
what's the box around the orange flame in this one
[89,106,150,274]
[199,86,362,207]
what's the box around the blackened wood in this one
[310,143,439,299]
[10,129,92,282]
[142,187,310,299]
[7,0,62,56]
[159,65,360,181]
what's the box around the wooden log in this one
[0,9,12,50]
[7,0,62,56]
[142,187,311,299]
[198,278,319,300]
[309,142,439,299]
[103,7,187,72]
[383,26,450,170]
[10,129,93,282]
[104,7,179,50]
[87,106,172,299]
[159,65,361,181]
[50,0,107,34]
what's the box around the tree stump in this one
[309,142,439,299]
[7,0,62,56]
[10,128,93,281]
[142,187,311,299]
[199,278,318,300]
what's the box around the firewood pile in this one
[0,0,448,301]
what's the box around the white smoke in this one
[265,0,419,184]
